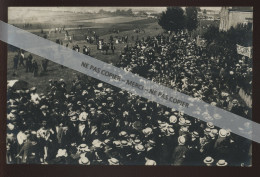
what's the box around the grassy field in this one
[7,14,164,93]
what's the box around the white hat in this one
[56,149,68,158]
[135,144,145,152]
[92,139,102,148]
[179,118,186,125]
[185,120,191,126]
[207,122,214,129]
[119,131,128,137]
[167,128,175,135]
[145,159,157,166]
[113,141,121,147]
[79,112,88,121]
[169,115,177,123]
[121,140,128,146]
[192,131,199,138]
[219,129,227,138]
[79,157,90,165]
[7,123,14,131]
[203,156,214,164]
[142,127,152,136]
[178,136,186,145]
[108,158,119,165]
[216,159,228,166]
[180,126,188,132]
[97,83,103,88]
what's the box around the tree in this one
[185,7,199,33]
[158,7,186,34]
[202,25,220,44]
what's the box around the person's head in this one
[42,120,47,128]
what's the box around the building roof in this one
[228,7,253,12]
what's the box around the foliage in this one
[185,7,199,32]
[158,7,186,33]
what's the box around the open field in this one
[7,13,164,93]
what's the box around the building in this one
[219,7,253,31]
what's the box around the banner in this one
[236,44,252,58]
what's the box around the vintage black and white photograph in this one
[6,6,253,166]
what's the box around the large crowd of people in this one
[7,29,252,166]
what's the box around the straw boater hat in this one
[145,159,157,166]
[219,129,227,138]
[56,149,68,158]
[135,144,145,152]
[134,139,141,144]
[203,156,214,165]
[121,140,128,147]
[211,129,218,135]
[207,122,214,129]
[97,83,103,88]
[78,144,90,152]
[142,127,153,136]
[92,139,103,148]
[108,158,119,165]
[216,159,228,166]
[7,123,15,131]
[179,118,186,125]
[180,126,188,132]
[70,115,77,122]
[204,128,211,134]
[185,120,191,126]
[113,141,121,148]
[119,131,128,137]
[79,157,90,165]
[167,128,175,135]
[169,115,177,123]
[178,136,186,145]
[192,131,199,138]
[79,112,88,122]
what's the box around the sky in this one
[9,7,222,13]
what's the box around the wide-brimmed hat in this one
[133,121,142,130]
[121,140,128,146]
[192,131,199,138]
[204,128,211,133]
[92,139,103,148]
[97,83,103,88]
[135,144,145,152]
[169,115,177,123]
[142,127,152,136]
[7,123,15,131]
[216,159,228,166]
[207,122,214,129]
[167,128,175,135]
[145,159,156,166]
[178,136,186,145]
[108,158,119,165]
[179,118,186,125]
[70,115,77,122]
[204,156,214,164]
[56,149,68,158]
[113,141,121,148]
[119,131,128,137]
[219,129,227,138]
[185,120,191,126]
[211,129,218,135]
[79,112,88,121]
[180,126,188,132]
[79,157,90,165]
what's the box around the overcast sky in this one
[9,7,222,13]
